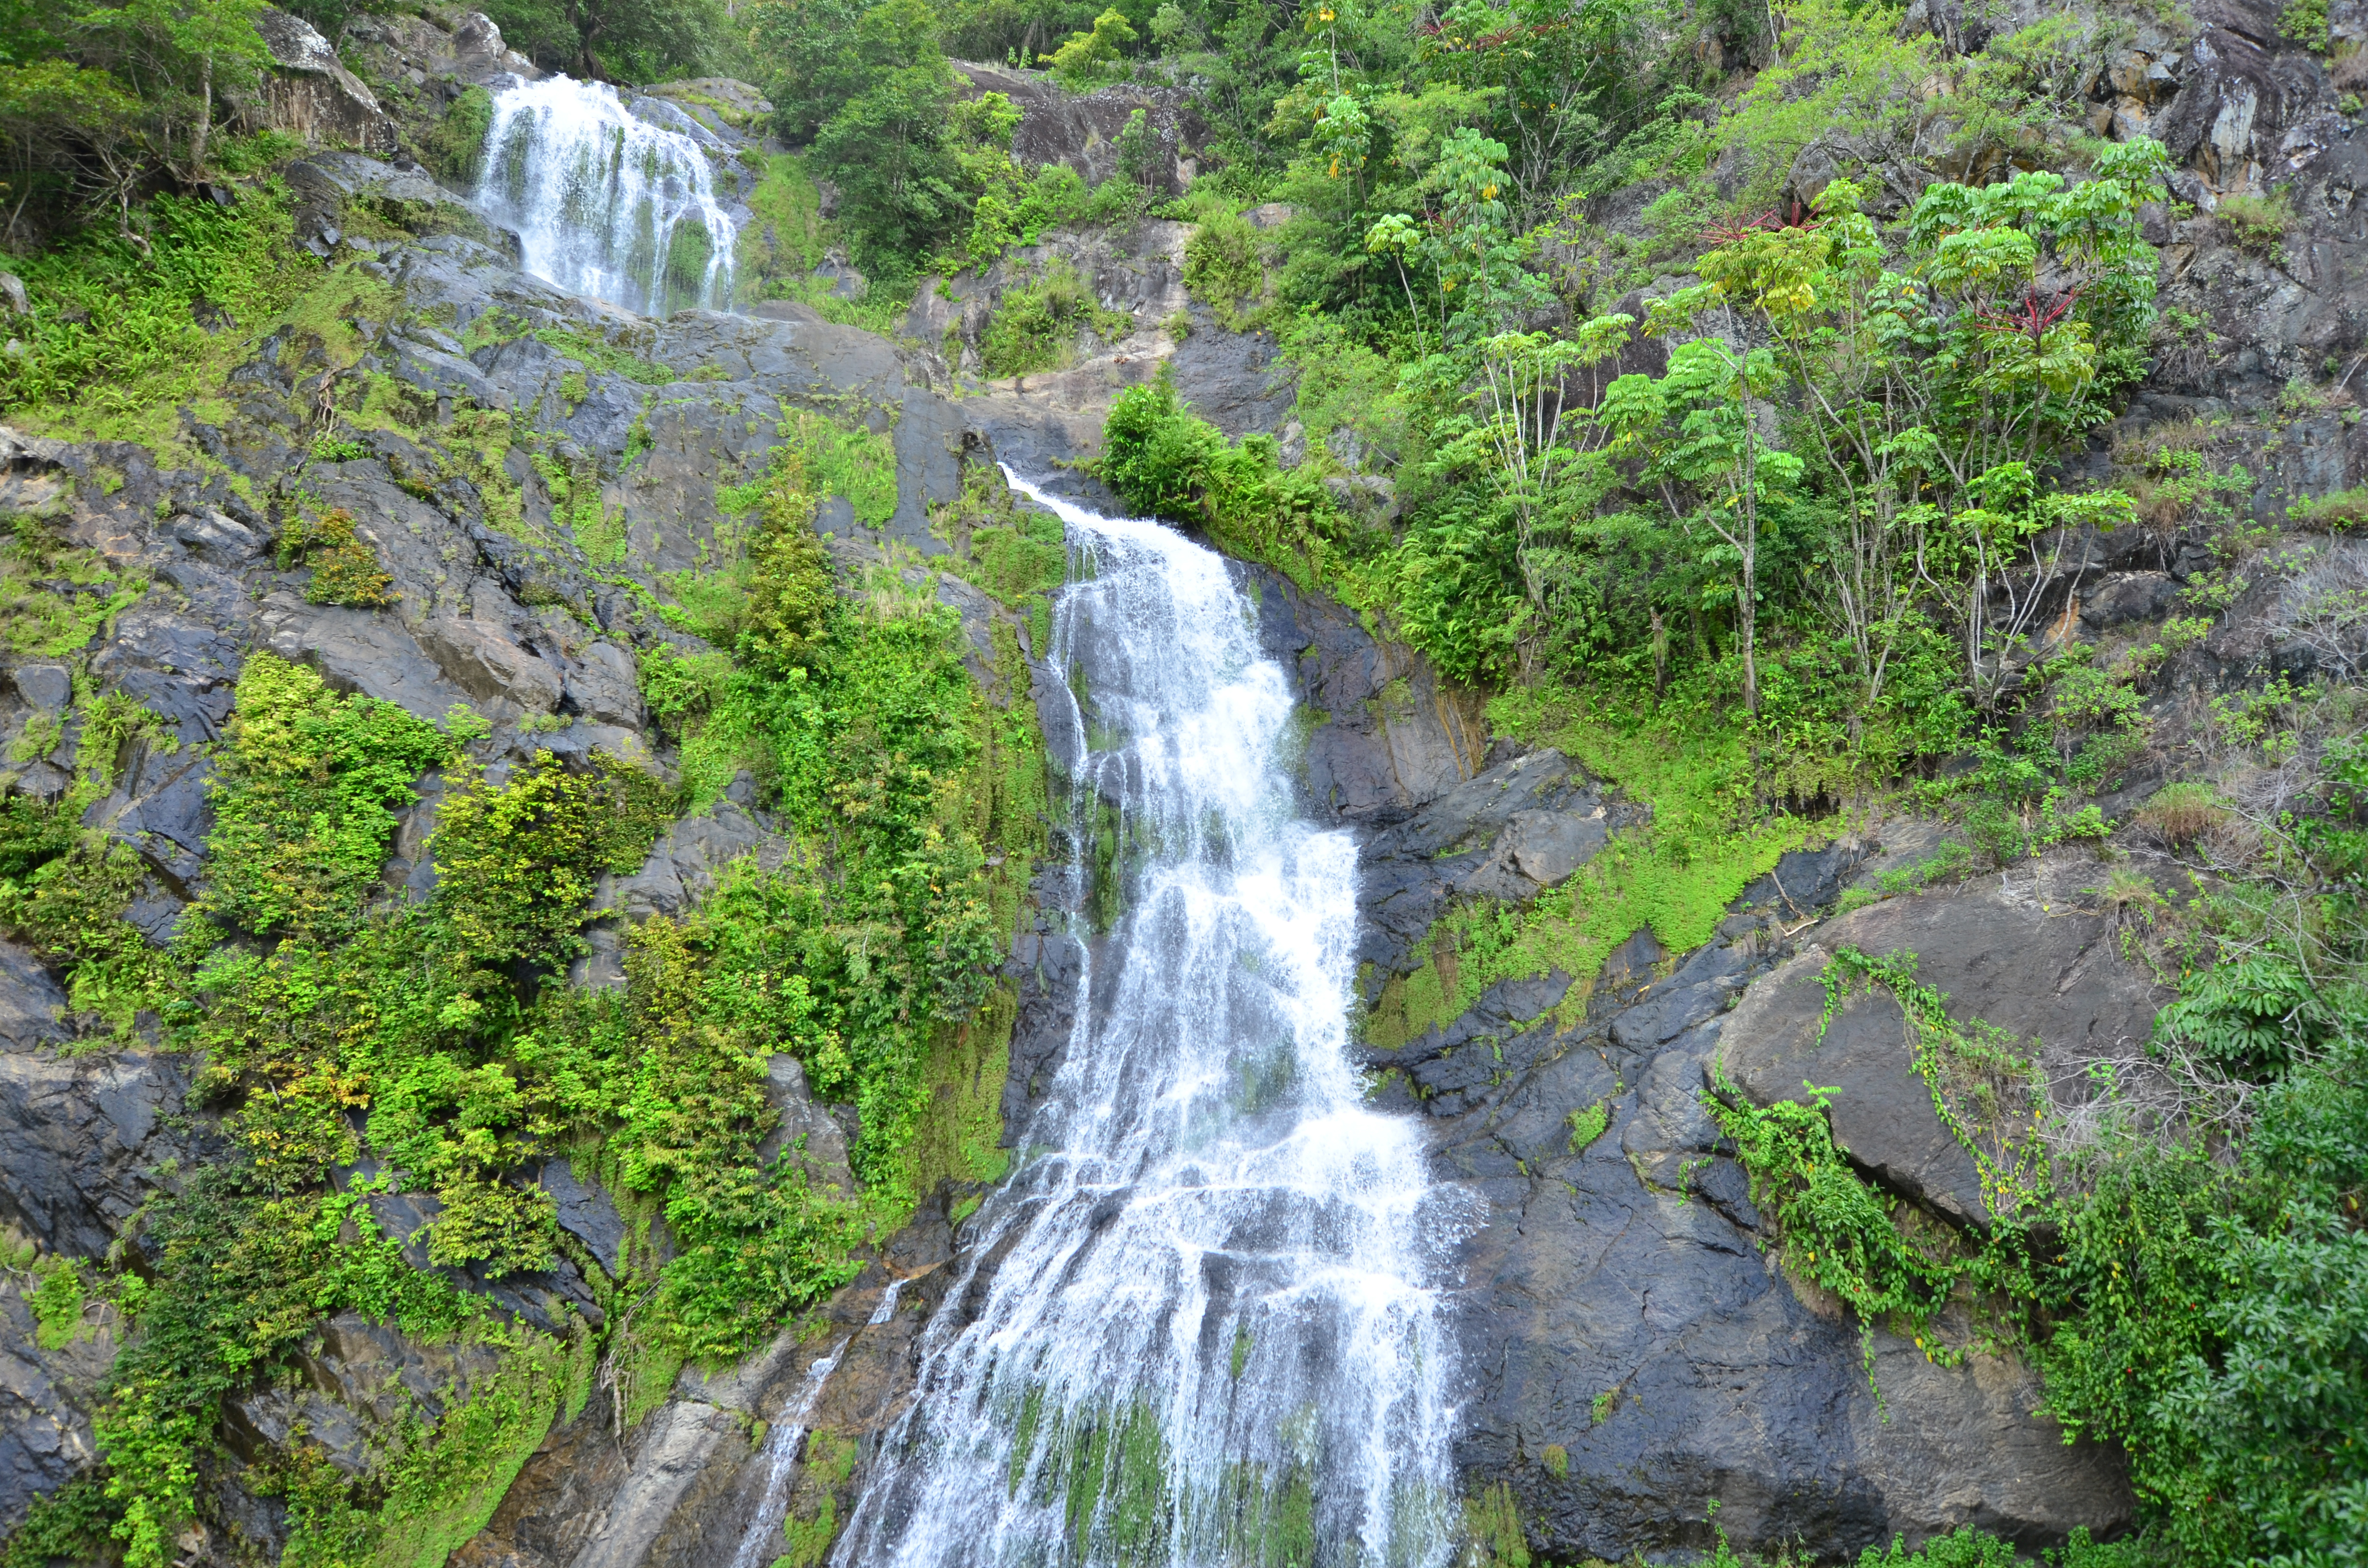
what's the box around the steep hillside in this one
[0,1,2359,1567]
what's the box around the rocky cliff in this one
[2,0,2360,1564]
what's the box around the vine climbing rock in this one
[1717,859,2172,1229]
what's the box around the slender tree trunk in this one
[191,53,213,182]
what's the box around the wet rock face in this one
[0,1276,113,1534]
[458,1231,956,1568]
[1347,823,2141,1559]
[0,141,1114,1541]
[1238,562,1492,828]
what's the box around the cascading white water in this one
[473,75,737,316]
[832,476,1472,1568]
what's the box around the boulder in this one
[258,596,479,723]
[420,617,566,716]
[247,8,400,157]
[1241,561,1492,829]
[8,667,66,714]
[0,1033,198,1259]
[563,642,643,727]
[2080,571,2182,629]
[1717,875,2170,1228]
[1354,748,1630,984]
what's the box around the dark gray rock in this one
[1355,749,1629,985]
[1168,306,1292,436]
[251,10,401,158]
[1718,877,2170,1230]
[0,1277,112,1533]
[0,1030,197,1258]
[541,1159,627,1275]
[755,1055,853,1195]
[2080,572,2182,628]
[564,642,643,727]
[258,595,478,722]
[8,667,67,714]
[419,616,565,717]
[597,803,790,921]
[1242,562,1491,829]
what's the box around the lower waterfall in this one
[830,477,1471,1568]
[472,74,736,316]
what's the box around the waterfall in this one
[832,476,1472,1568]
[472,75,737,316]
[731,1336,854,1568]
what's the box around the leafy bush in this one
[197,655,456,942]
[1100,371,1369,592]
[2152,952,2339,1075]
[284,506,394,608]
[1042,8,1136,87]
[1182,209,1264,331]
[979,262,1129,378]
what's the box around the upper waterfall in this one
[830,475,1474,1568]
[472,75,738,317]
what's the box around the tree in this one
[477,0,728,83]
[1599,296,1801,718]
[1689,145,2166,712]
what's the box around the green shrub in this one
[1099,371,1364,591]
[978,262,1130,378]
[285,506,394,608]
[1042,7,1136,86]
[1182,209,1263,330]
[197,654,455,942]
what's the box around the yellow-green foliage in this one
[0,511,148,659]
[29,1259,84,1350]
[0,190,320,453]
[738,447,839,672]
[196,655,456,942]
[1565,1102,1609,1152]
[286,507,395,608]
[2220,189,2297,253]
[1461,1483,1531,1568]
[1364,687,1800,1049]
[428,85,495,184]
[739,152,831,294]
[1042,7,1137,86]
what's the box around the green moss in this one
[1358,685,1804,1073]
[368,1335,571,1568]
[0,512,149,659]
[428,86,495,184]
[1566,1102,1609,1153]
[533,327,675,386]
[1460,1482,1531,1568]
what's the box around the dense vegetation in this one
[751,1,2363,1563]
[0,0,2362,1564]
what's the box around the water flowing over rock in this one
[474,76,738,316]
[834,476,1475,1568]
